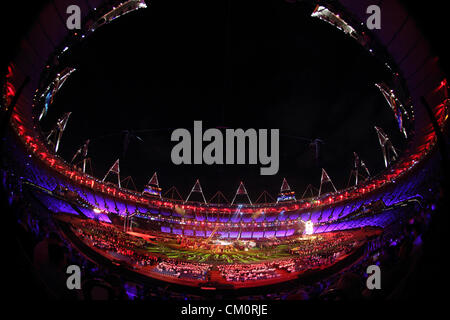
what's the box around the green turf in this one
[145,243,291,264]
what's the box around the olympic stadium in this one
[1,0,449,301]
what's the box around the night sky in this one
[41,0,406,201]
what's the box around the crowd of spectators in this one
[72,219,158,267]
[214,232,363,283]
[155,261,210,280]
[218,263,280,282]
[2,158,447,300]
[70,213,366,284]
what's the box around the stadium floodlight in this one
[348,152,371,187]
[376,83,408,138]
[71,139,90,173]
[102,159,121,188]
[39,68,76,121]
[143,172,162,198]
[46,112,71,153]
[318,169,337,197]
[185,179,207,204]
[255,190,276,204]
[163,186,184,201]
[375,126,398,168]
[208,191,230,205]
[302,184,318,199]
[311,5,358,40]
[89,0,148,34]
[361,159,371,178]
[231,182,252,205]
[277,178,296,203]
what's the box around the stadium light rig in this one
[311,5,358,40]
[89,0,148,34]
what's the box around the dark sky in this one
[41,0,408,200]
